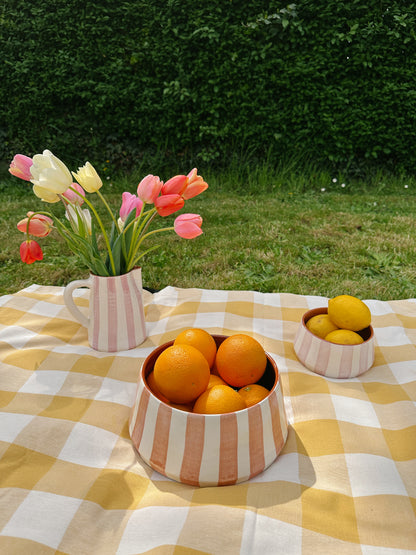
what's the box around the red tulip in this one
[20,240,43,264]
[161,175,187,196]
[17,212,53,237]
[137,174,163,204]
[182,168,208,199]
[155,194,184,216]
[174,213,203,238]
[9,154,33,181]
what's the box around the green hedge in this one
[1,1,416,175]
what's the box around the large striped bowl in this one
[129,336,288,487]
[294,307,375,378]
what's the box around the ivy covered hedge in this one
[1,1,416,174]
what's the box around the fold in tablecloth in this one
[0,284,415,554]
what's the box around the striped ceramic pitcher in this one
[63,267,146,351]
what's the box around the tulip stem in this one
[126,207,157,265]
[70,194,116,275]
[127,226,174,272]
[96,190,118,228]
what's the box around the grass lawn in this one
[1,166,415,300]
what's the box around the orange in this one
[174,328,217,368]
[215,334,267,388]
[146,371,170,404]
[153,344,210,404]
[207,374,227,389]
[238,384,270,407]
[193,384,247,414]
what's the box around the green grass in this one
[1,161,416,300]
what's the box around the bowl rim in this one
[140,334,280,416]
[301,307,374,345]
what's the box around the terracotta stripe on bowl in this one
[218,412,239,486]
[131,387,149,448]
[180,414,205,486]
[269,392,284,455]
[149,403,172,475]
[248,404,265,479]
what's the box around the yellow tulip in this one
[72,162,102,193]
[30,150,73,203]
[32,185,61,203]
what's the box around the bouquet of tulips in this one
[9,150,207,276]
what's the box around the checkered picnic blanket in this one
[0,284,415,554]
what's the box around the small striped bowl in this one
[294,307,375,378]
[129,335,288,487]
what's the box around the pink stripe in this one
[92,275,101,350]
[149,403,172,474]
[136,277,146,339]
[359,342,373,377]
[269,393,284,455]
[123,273,137,349]
[107,277,118,351]
[218,413,238,486]
[339,346,353,378]
[180,414,205,486]
[296,327,312,364]
[315,339,331,376]
[248,404,265,478]
[131,388,150,448]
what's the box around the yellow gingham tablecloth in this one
[0,284,415,554]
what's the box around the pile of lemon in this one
[306,295,371,345]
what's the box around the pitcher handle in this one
[63,277,92,328]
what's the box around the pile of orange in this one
[146,328,273,414]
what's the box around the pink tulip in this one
[161,174,188,196]
[9,154,33,181]
[154,194,185,217]
[119,192,143,221]
[137,174,163,204]
[62,183,86,205]
[174,213,203,239]
[17,212,53,237]
[20,240,43,264]
[182,168,208,200]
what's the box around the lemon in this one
[328,295,371,331]
[325,329,364,345]
[306,313,339,339]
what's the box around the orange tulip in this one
[17,212,53,237]
[161,175,187,196]
[182,168,208,199]
[155,194,184,216]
